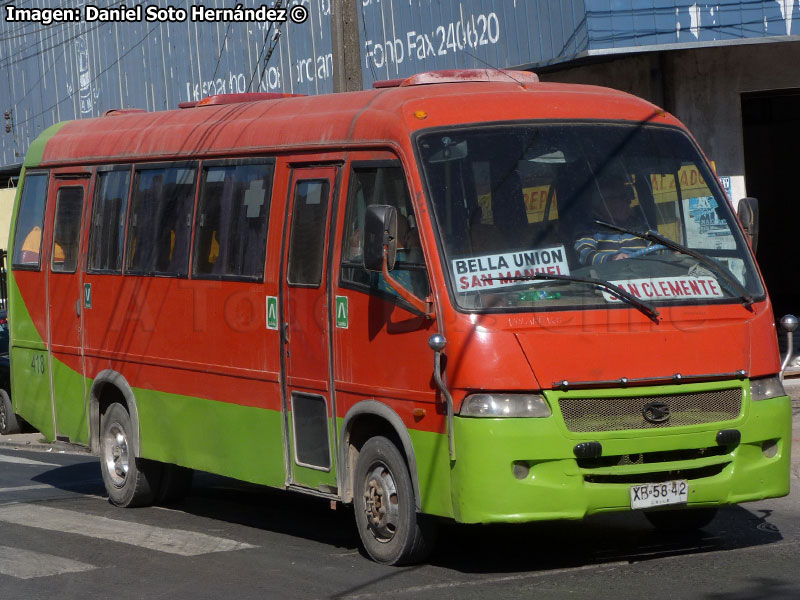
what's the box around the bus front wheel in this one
[354,436,436,565]
[100,402,161,507]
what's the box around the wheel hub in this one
[363,464,400,543]
[103,425,129,487]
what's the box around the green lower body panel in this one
[450,394,791,524]
[51,358,90,445]
[10,345,54,441]
[408,427,454,518]
[135,388,286,489]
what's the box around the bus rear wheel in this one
[645,507,718,532]
[0,389,21,435]
[354,436,436,565]
[100,402,161,507]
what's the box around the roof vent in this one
[103,108,147,116]
[373,69,539,89]
[179,92,305,109]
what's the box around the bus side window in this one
[11,173,49,270]
[87,168,130,273]
[126,165,196,277]
[51,187,84,273]
[193,160,273,280]
[340,165,429,303]
[288,180,330,286]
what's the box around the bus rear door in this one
[46,170,91,443]
[281,165,339,493]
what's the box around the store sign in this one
[719,176,732,199]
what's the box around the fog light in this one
[762,439,779,458]
[512,461,530,480]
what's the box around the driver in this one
[574,176,655,265]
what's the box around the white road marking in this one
[0,545,96,579]
[0,504,256,556]
[0,454,60,467]
[0,484,53,493]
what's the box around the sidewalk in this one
[0,432,90,454]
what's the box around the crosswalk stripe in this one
[0,454,60,467]
[0,545,96,579]
[0,484,53,493]
[0,504,256,556]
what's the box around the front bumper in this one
[450,389,791,524]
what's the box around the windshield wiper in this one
[595,220,755,309]
[489,272,660,323]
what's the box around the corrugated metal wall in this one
[0,0,334,168]
[1,1,797,169]
[585,0,800,49]
[357,0,589,84]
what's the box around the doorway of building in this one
[741,90,800,325]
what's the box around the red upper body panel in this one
[39,80,679,167]
[28,75,778,409]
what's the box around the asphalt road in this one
[1,422,799,600]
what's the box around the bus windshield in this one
[417,123,765,312]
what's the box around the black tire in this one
[0,389,21,435]
[645,507,718,532]
[155,464,194,504]
[99,403,162,508]
[354,436,437,565]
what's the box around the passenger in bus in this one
[19,226,43,263]
[20,226,65,264]
[574,176,654,265]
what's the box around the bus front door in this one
[46,171,91,444]
[281,166,339,493]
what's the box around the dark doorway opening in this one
[741,90,800,322]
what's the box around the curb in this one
[0,434,91,455]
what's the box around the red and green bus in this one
[7,70,791,565]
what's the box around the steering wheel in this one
[625,243,667,259]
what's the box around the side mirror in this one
[363,204,397,272]
[737,197,759,253]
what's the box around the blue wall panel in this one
[586,0,799,48]
[0,0,334,168]
[357,0,589,85]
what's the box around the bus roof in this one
[33,70,680,167]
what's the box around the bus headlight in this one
[750,375,786,401]
[460,393,551,417]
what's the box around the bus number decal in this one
[31,353,45,375]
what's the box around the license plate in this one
[630,480,688,509]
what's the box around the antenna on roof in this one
[460,48,529,88]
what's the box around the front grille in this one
[584,463,728,484]
[559,388,742,433]
[576,446,730,469]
